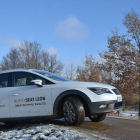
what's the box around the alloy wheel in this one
[63,101,76,123]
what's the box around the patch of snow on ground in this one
[0,123,107,140]
[107,111,139,120]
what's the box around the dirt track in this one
[74,117,140,140]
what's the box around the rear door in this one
[0,73,10,118]
[9,72,52,118]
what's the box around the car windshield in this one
[34,70,71,82]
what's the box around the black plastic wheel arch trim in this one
[53,90,92,117]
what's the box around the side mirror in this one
[31,80,43,87]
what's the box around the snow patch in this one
[0,123,105,140]
[108,111,139,120]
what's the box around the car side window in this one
[12,72,48,87]
[0,74,9,88]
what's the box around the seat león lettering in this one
[0,68,122,126]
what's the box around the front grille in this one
[114,102,122,109]
[112,89,121,95]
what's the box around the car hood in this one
[57,81,116,90]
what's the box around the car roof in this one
[0,68,32,74]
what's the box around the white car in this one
[0,69,122,126]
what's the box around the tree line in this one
[0,10,140,114]
[0,41,63,74]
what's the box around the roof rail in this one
[0,68,29,73]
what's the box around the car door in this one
[9,72,53,118]
[0,73,10,118]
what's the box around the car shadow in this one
[0,119,91,131]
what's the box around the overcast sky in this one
[0,0,140,65]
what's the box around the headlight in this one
[88,87,113,95]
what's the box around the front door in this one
[0,74,10,118]
[9,72,52,118]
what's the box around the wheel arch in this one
[53,90,92,118]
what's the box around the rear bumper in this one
[89,100,122,115]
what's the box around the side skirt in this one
[0,115,58,122]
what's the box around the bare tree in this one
[41,50,50,71]
[19,41,42,69]
[0,40,64,74]
[47,54,64,74]
[65,63,76,80]
[0,47,21,70]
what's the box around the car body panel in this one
[9,85,52,117]
[51,82,120,103]
[0,87,10,118]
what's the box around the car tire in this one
[5,121,16,126]
[89,114,106,122]
[62,96,85,126]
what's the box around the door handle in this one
[11,93,18,96]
